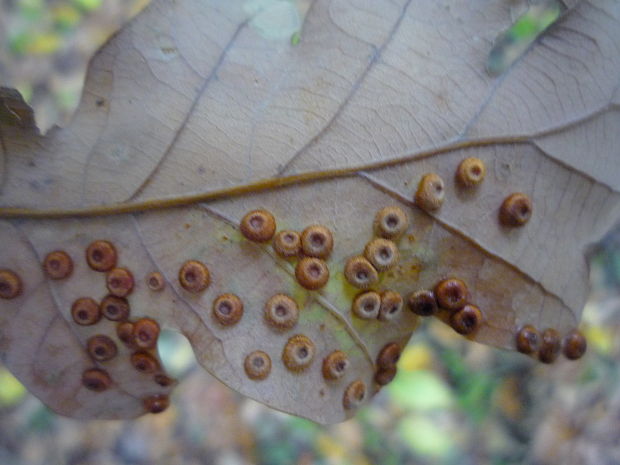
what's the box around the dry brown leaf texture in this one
[0,0,619,424]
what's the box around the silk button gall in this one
[539,328,561,364]
[85,240,117,272]
[82,368,112,392]
[435,278,469,311]
[178,260,210,293]
[376,342,401,370]
[0,269,22,300]
[133,318,160,349]
[499,193,533,227]
[343,380,367,410]
[146,272,165,291]
[213,293,244,326]
[295,257,329,290]
[131,351,160,374]
[300,225,334,259]
[273,230,301,258]
[87,335,118,362]
[244,351,272,380]
[378,291,404,322]
[344,256,378,289]
[364,238,399,272]
[154,374,176,387]
[282,335,315,372]
[352,291,381,320]
[42,251,73,280]
[407,290,438,316]
[375,366,397,386]
[71,297,101,326]
[373,206,409,240]
[143,394,169,414]
[264,294,299,330]
[456,157,486,187]
[117,321,135,346]
[563,329,587,360]
[515,324,540,354]
[240,209,276,243]
[106,267,134,298]
[450,304,483,335]
[100,295,130,321]
[322,350,349,381]
[415,173,445,212]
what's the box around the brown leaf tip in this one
[378,291,403,322]
[282,335,315,372]
[450,304,483,335]
[143,394,170,414]
[273,230,302,258]
[100,295,130,321]
[264,294,299,330]
[85,240,117,272]
[43,250,73,280]
[499,193,532,227]
[71,297,101,326]
[407,290,438,316]
[295,257,329,290]
[415,173,445,212]
[515,324,540,354]
[322,350,349,381]
[212,293,244,326]
[0,269,22,300]
[82,368,112,392]
[133,318,160,349]
[456,157,486,187]
[343,380,367,410]
[300,225,334,259]
[178,260,211,293]
[240,209,277,243]
[106,267,134,298]
[131,351,160,374]
[87,335,118,362]
[364,238,399,272]
[539,328,561,364]
[563,329,587,360]
[244,351,272,380]
[146,272,166,291]
[374,206,409,240]
[344,256,378,289]
[352,291,381,320]
[434,278,469,311]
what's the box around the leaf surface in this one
[0,0,619,424]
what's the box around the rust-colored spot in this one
[87,335,118,362]
[131,351,160,374]
[499,193,532,227]
[415,173,445,212]
[117,321,135,346]
[364,238,399,272]
[178,260,210,293]
[343,380,367,410]
[82,368,112,392]
[450,304,483,335]
[42,250,73,280]
[407,290,438,316]
[344,256,378,289]
[240,209,276,243]
[300,225,334,259]
[100,295,130,321]
[539,328,561,364]
[273,230,301,258]
[373,206,409,240]
[106,267,134,298]
[146,272,165,291]
[563,329,587,360]
[264,294,299,330]
[375,366,397,386]
[378,291,403,322]
[322,350,349,381]
[133,318,160,350]
[212,293,244,326]
[515,324,540,354]
[377,343,401,369]
[154,373,176,387]
[143,394,169,414]
[434,278,469,311]
[85,240,117,272]
[71,297,101,326]
[351,291,381,320]
[282,334,315,372]
[456,157,486,187]
[0,269,22,300]
[244,350,272,380]
[295,257,329,290]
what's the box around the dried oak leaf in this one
[0,0,619,424]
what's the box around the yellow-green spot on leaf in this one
[0,367,26,407]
